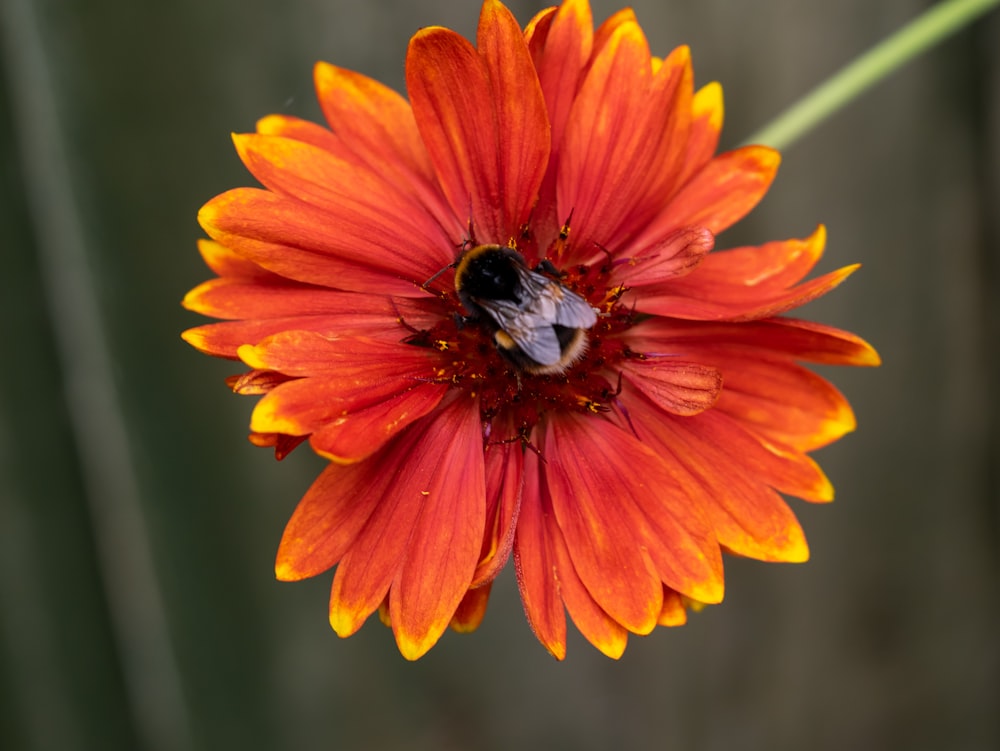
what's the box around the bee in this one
[452,244,598,374]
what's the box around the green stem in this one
[742,0,999,150]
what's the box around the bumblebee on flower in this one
[183,0,879,660]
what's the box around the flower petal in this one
[181,297,438,359]
[478,0,552,238]
[329,473,425,637]
[310,383,449,463]
[634,227,861,322]
[312,63,462,240]
[183,281,431,327]
[547,508,629,658]
[718,360,856,452]
[658,587,688,627]
[542,411,724,633]
[407,4,550,244]
[183,277,350,321]
[237,330,435,379]
[527,0,593,246]
[638,145,780,243]
[471,435,523,586]
[313,62,436,184]
[450,583,492,634]
[513,448,567,660]
[693,225,827,292]
[628,316,882,367]
[199,188,442,296]
[233,133,456,266]
[693,408,834,503]
[242,337,440,441]
[610,227,714,287]
[624,389,810,562]
[389,393,486,660]
[194,238,273,279]
[558,24,696,258]
[329,393,484,647]
[629,322,861,450]
[637,266,859,321]
[275,460,388,582]
[254,113,341,153]
[620,358,722,416]
[529,0,592,159]
[676,81,723,187]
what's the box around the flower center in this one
[408,256,639,442]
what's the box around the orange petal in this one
[313,62,437,185]
[638,265,859,321]
[311,64,461,241]
[542,411,724,630]
[247,432,306,461]
[640,46,695,209]
[591,7,636,57]
[329,473,425,637]
[630,320,863,450]
[248,372,434,439]
[310,383,449,464]
[524,0,593,251]
[228,369,290,395]
[611,227,714,287]
[471,435,523,586]
[628,317,881,368]
[407,28,498,239]
[547,506,628,658]
[620,358,722,416]
[233,133,455,266]
[625,389,810,562]
[513,448,567,660]
[407,10,549,244]
[694,410,834,503]
[530,0,593,158]
[711,354,858,452]
[389,393,486,660]
[275,459,388,582]
[328,394,483,643]
[183,281,429,331]
[450,583,492,634]
[635,227,859,321]
[695,225,826,288]
[254,113,341,153]
[198,188,441,296]
[641,145,780,242]
[478,0,552,239]
[183,276,346,321]
[182,297,438,359]
[658,587,688,626]
[237,330,435,378]
[675,81,723,187]
[558,17,671,256]
[194,238,273,279]
[524,6,557,55]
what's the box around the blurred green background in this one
[1,0,997,749]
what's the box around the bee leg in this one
[534,258,562,276]
[392,300,434,348]
[453,311,475,330]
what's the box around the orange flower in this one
[183,0,879,660]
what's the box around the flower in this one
[182,0,879,660]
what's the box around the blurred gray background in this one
[1,0,997,749]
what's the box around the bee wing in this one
[516,267,598,330]
[482,297,564,365]
[480,269,598,366]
